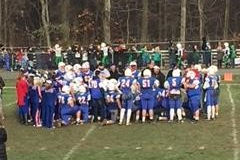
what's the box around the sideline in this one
[227,84,239,160]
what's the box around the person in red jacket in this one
[16,72,29,125]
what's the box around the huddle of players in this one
[25,61,220,128]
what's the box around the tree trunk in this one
[61,0,70,44]
[158,0,161,41]
[223,0,230,39]
[4,0,7,46]
[126,4,130,44]
[141,0,148,43]
[103,0,111,44]
[0,0,2,43]
[163,0,168,41]
[94,0,100,41]
[180,0,186,45]
[198,0,204,40]
[40,0,51,47]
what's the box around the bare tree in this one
[141,0,148,42]
[103,0,111,44]
[0,0,2,43]
[198,0,204,40]
[180,0,187,44]
[61,0,70,44]
[40,0,51,47]
[224,0,230,39]
[4,0,8,46]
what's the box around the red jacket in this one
[16,79,28,106]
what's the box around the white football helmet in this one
[78,85,86,93]
[82,62,90,69]
[186,70,196,79]
[73,64,81,72]
[143,69,152,77]
[124,68,132,77]
[224,42,229,47]
[58,62,65,69]
[62,85,70,94]
[172,69,181,77]
[108,83,116,91]
[176,43,182,49]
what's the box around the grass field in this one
[2,81,240,160]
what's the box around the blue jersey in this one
[118,77,136,94]
[57,93,71,107]
[105,91,120,110]
[29,85,40,103]
[75,92,91,106]
[156,88,165,99]
[132,70,140,79]
[75,72,82,78]
[138,77,157,95]
[204,76,217,90]
[187,78,201,97]
[89,78,103,99]
[42,88,57,106]
[55,69,65,79]
[166,77,183,95]
[82,71,93,83]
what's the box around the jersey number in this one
[90,80,98,88]
[58,96,65,104]
[142,79,150,88]
[172,78,177,87]
[78,97,87,104]
[121,79,130,88]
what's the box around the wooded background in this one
[0,0,239,47]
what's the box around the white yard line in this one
[4,87,15,89]
[227,84,239,160]
[63,125,96,160]
[5,101,16,107]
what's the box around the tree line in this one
[0,0,239,47]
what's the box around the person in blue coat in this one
[41,80,57,129]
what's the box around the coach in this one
[0,122,7,160]
[0,76,5,120]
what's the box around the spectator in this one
[140,46,150,67]
[0,122,7,160]
[16,49,23,70]
[109,64,120,80]
[81,47,88,63]
[168,41,177,68]
[53,44,63,66]
[216,43,224,69]
[152,65,165,88]
[0,76,5,120]
[230,44,237,68]
[75,48,81,65]
[187,45,194,65]
[202,37,211,67]
[16,72,29,125]
[67,47,75,66]
[88,44,97,70]
[100,42,110,67]
[21,50,29,69]
[152,46,161,66]
[2,49,10,71]
[192,45,200,65]
[95,62,110,79]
